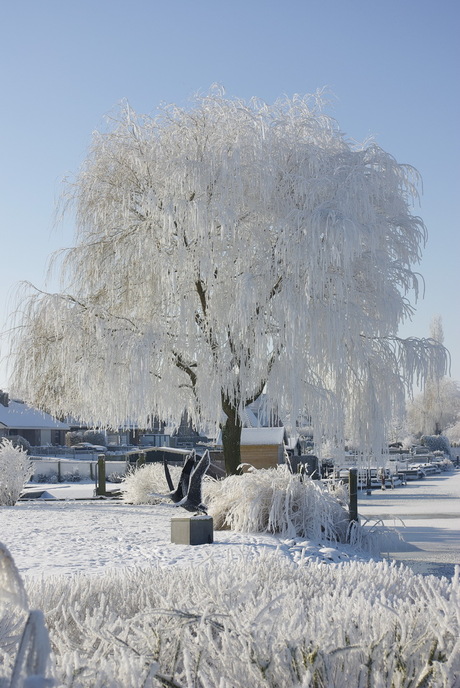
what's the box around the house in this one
[0,392,69,447]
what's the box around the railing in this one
[29,456,128,483]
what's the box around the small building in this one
[240,427,286,469]
[214,424,287,471]
[0,393,69,446]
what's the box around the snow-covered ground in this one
[1,486,367,579]
[1,468,459,580]
[1,469,459,687]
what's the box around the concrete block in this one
[171,514,214,545]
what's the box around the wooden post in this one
[96,455,106,496]
[349,468,358,524]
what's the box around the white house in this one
[0,392,69,446]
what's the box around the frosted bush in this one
[121,462,184,504]
[0,438,33,506]
[204,465,349,542]
[17,553,460,688]
[121,464,399,554]
[421,434,451,456]
[62,470,81,482]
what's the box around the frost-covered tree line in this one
[406,318,460,443]
[65,429,106,446]
[406,377,460,437]
[10,89,447,473]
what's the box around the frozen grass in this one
[122,463,350,540]
[122,464,401,556]
[0,439,33,506]
[121,462,184,505]
[1,552,458,687]
[1,466,458,686]
[204,466,349,542]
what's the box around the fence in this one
[29,457,128,483]
[29,446,194,483]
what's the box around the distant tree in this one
[406,318,459,437]
[66,431,83,447]
[0,438,33,505]
[83,430,106,446]
[420,434,451,457]
[8,435,31,453]
[10,90,448,473]
[407,377,460,437]
[445,420,460,445]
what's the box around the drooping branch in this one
[173,352,198,389]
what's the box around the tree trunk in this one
[221,403,242,475]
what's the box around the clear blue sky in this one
[1,0,459,387]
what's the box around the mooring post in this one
[349,468,358,524]
[96,455,106,496]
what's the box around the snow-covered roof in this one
[0,400,70,430]
[216,427,285,447]
[241,427,285,445]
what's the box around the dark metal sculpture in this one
[163,450,210,514]
[163,451,196,502]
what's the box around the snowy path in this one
[358,468,460,577]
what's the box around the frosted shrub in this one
[421,434,451,456]
[121,462,184,504]
[204,465,349,542]
[62,470,81,482]
[0,438,33,506]
[20,553,460,688]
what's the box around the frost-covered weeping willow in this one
[10,89,447,472]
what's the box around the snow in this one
[216,427,285,446]
[2,469,459,580]
[1,492,363,579]
[358,468,460,577]
[0,399,69,430]
[2,469,460,687]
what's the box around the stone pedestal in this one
[171,515,214,545]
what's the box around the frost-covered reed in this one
[122,464,398,554]
[121,462,184,505]
[0,438,33,506]
[1,553,456,687]
[204,465,350,542]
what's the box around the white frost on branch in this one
[10,90,448,459]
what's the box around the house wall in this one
[241,444,283,469]
[8,428,40,445]
[41,429,52,445]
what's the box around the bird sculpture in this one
[162,450,210,514]
[163,450,197,503]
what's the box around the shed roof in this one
[216,427,285,447]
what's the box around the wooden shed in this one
[240,427,286,470]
